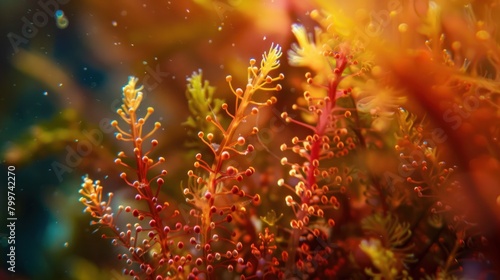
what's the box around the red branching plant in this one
[277,10,366,277]
[182,44,284,279]
[80,77,189,279]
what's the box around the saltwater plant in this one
[79,2,500,279]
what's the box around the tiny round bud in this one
[237,136,245,145]
[280,157,288,165]
[231,185,239,194]
[205,192,212,200]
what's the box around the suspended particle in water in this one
[112,21,117,27]
[43,91,48,96]
[55,10,69,29]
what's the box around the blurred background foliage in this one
[1,0,500,279]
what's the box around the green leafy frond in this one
[359,238,399,280]
[361,212,412,249]
[183,70,225,133]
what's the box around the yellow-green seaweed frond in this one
[183,70,225,136]
[359,238,399,280]
[362,212,412,248]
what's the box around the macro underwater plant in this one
[79,1,500,279]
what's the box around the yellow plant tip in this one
[260,43,282,74]
[121,76,144,113]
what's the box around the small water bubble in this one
[55,10,64,18]
[55,10,69,29]
[64,242,69,248]
[43,91,48,96]
[83,67,87,71]
[218,26,222,31]
[58,83,63,87]
[112,21,118,27]
[263,36,267,41]
[186,9,190,13]
[142,61,148,65]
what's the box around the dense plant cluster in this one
[79,4,499,280]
